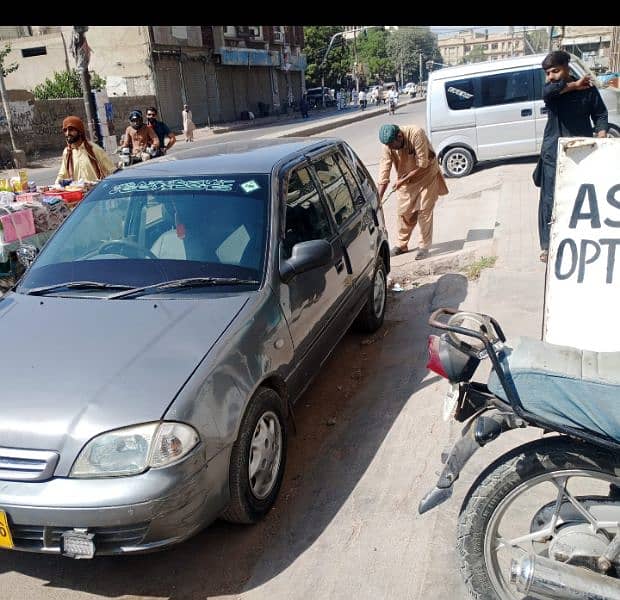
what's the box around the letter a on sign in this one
[544,138,620,351]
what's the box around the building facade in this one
[0,26,306,131]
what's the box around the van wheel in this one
[442,147,474,177]
[607,125,620,138]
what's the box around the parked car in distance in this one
[403,82,417,97]
[0,137,390,558]
[306,87,336,107]
[427,53,620,177]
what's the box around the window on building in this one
[491,43,498,50]
[445,78,475,110]
[21,46,47,58]
[171,26,188,39]
[224,26,236,37]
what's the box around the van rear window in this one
[445,79,475,110]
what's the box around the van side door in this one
[474,68,537,160]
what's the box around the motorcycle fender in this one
[418,410,522,515]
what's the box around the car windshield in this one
[18,174,269,294]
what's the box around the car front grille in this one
[0,447,59,482]
[11,522,150,553]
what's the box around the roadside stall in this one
[0,169,91,289]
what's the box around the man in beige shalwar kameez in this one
[377,123,448,259]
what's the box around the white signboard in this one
[544,137,620,351]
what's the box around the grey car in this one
[0,137,389,558]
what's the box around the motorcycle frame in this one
[428,308,620,454]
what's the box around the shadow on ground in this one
[0,274,469,600]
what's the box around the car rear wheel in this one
[607,124,620,137]
[221,387,287,524]
[442,147,474,178]
[354,258,387,333]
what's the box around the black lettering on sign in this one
[577,239,601,283]
[569,184,601,229]
[555,238,578,279]
[600,239,620,284]
[605,184,620,227]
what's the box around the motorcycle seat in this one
[487,337,620,441]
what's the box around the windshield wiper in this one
[24,281,136,296]
[107,277,260,299]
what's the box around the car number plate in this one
[442,383,460,422]
[0,510,14,549]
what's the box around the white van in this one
[426,54,620,177]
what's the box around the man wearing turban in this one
[55,116,115,185]
[378,123,448,259]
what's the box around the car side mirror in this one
[16,244,38,268]
[280,239,332,284]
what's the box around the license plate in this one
[0,510,14,549]
[442,383,460,422]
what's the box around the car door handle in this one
[335,259,345,273]
[540,107,549,114]
[521,109,532,117]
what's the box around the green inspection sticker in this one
[240,180,260,193]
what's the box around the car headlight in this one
[70,422,200,478]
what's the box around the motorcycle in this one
[388,97,397,115]
[117,146,158,169]
[419,308,620,600]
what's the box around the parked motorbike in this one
[419,308,620,600]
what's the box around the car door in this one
[278,163,349,391]
[309,150,376,299]
[474,68,537,160]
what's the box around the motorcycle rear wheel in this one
[457,436,620,599]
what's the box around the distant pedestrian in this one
[182,104,196,142]
[536,51,608,263]
[377,124,448,260]
[358,89,367,110]
[299,94,310,119]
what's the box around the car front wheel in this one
[354,257,387,333]
[221,387,287,524]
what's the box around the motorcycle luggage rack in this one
[429,307,620,453]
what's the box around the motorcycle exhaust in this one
[510,554,620,600]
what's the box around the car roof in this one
[429,54,550,81]
[108,137,342,179]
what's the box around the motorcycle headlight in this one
[70,422,199,478]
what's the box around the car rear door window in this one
[445,78,476,110]
[282,166,332,259]
[312,154,355,226]
[479,69,532,106]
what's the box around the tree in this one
[463,44,487,64]
[33,69,106,100]
[356,28,394,85]
[303,26,351,89]
[386,27,441,84]
[525,29,549,54]
[0,44,18,78]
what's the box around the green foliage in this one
[33,69,106,99]
[525,29,549,54]
[356,28,394,85]
[463,44,488,64]
[463,256,497,280]
[303,26,351,88]
[0,44,18,78]
[386,27,441,83]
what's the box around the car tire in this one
[221,387,287,524]
[354,258,387,333]
[442,147,474,178]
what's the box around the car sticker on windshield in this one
[108,179,236,195]
[240,179,260,194]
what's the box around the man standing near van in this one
[537,50,608,262]
[378,124,449,259]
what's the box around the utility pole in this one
[0,47,26,167]
[352,28,359,93]
[71,26,98,145]
[419,51,423,83]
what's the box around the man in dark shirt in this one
[537,50,608,262]
[146,106,176,156]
